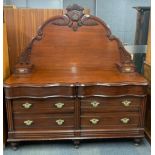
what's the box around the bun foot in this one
[134,138,142,146]
[10,142,18,150]
[73,140,80,149]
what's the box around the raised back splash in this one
[15,4,135,74]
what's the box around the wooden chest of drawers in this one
[5,84,147,149]
[4,4,148,149]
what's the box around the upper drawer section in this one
[78,85,146,97]
[5,86,74,99]
[12,98,74,114]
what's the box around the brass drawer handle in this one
[56,119,64,125]
[120,118,130,124]
[24,120,33,126]
[122,100,131,107]
[55,103,64,109]
[90,118,99,125]
[90,101,100,108]
[22,102,32,109]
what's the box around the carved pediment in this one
[52,4,98,31]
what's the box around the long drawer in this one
[12,98,74,114]
[81,112,140,129]
[5,86,74,99]
[81,96,144,112]
[13,114,74,131]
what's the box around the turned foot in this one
[134,138,142,146]
[10,142,18,150]
[73,140,80,149]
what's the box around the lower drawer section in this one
[13,114,74,131]
[81,112,140,129]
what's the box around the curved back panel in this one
[31,24,120,71]
[15,4,135,74]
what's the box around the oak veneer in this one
[4,4,148,149]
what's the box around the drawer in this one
[81,97,144,112]
[12,98,74,114]
[13,114,74,131]
[78,85,146,96]
[5,86,74,99]
[81,112,140,129]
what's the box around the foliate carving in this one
[51,4,98,31]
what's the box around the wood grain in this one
[4,8,90,73]
[4,8,63,72]
[145,19,151,65]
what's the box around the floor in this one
[4,139,151,155]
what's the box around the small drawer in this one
[81,112,140,129]
[81,97,144,113]
[13,114,74,131]
[78,85,146,96]
[12,98,74,114]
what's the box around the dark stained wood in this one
[144,63,151,143]
[81,112,140,129]
[12,98,75,114]
[13,114,74,131]
[81,96,144,112]
[4,4,148,148]
[5,86,75,99]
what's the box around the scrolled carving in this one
[106,32,136,72]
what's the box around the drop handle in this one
[56,119,64,125]
[55,103,64,109]
[24,120,33,126]
[90,118,99,125]
[22,102,32,109]
[90,101,100,108]
[122,100,131,107]
[120,118,130,124]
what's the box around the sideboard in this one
[4,4,148,149]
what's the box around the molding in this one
[5,95,76,99]
[4,82,148,88]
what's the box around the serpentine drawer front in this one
[80,96,144,112]
[81,112,140,129]
[13,114,74,131]
[4,4,148,149]
[12,98,75,113]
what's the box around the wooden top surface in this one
[5,68,147,86]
